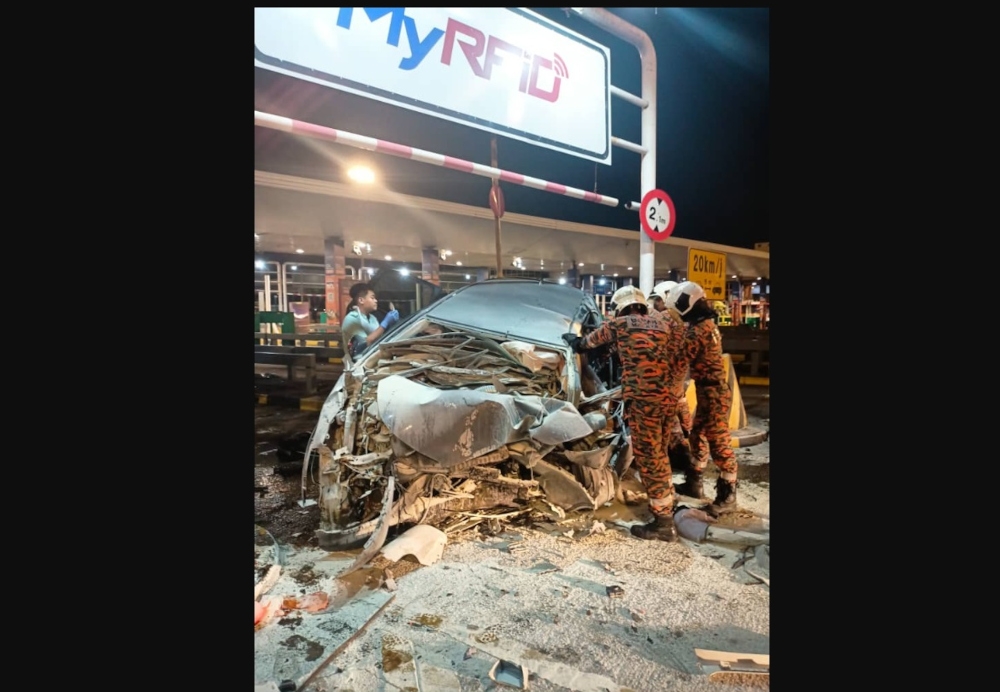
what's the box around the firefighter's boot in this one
[630,514,678,542]
[708,478,737,516]
[674,467,705,499]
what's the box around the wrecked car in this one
[302,279,633,550]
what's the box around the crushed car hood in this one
[377,374,599,467]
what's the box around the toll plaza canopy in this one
[254,170,770,280]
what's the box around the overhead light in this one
[598,278,606,285]
[255,260,265,270]
[366,267,375,276]
[613,273,619,277]
[757,277,762,280]
[456,261,463,266]
[352,241,364,255]
[732,275,737,279]
[465,274,471,280]
[578,263,585,267]
[399,267,410,276]
[627,266,633,271]
[347,165,375,184]
[600,264,605,271]
[290,265,298,271]
[540,259,544,266]
[295,248,304,254]
[558,277,566,285]
[385,255,392,261]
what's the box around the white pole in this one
[572,8,657,298]
[278,262,288,312]
[258,290,268,337]
[264,273,272,312]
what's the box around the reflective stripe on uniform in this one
[650,493,675,509]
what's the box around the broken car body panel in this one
[304,280,626,549]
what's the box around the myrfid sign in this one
[255,7,612,164]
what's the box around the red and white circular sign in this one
[639,188,676,241]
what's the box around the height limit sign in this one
[639,189,676,241]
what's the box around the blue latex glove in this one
[380,309,399,330]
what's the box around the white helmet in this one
[649,280,678,301]
[665,281,706,316]
[611,285,647,316]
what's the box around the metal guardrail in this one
[254,332,341,348]
[254,344,344,361]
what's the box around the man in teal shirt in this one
[341,283,399,358]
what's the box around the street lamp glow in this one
[347,166,375,184]
[399,267,410,276]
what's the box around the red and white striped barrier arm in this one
[255,111,619,208]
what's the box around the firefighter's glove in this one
[562,332,585,353]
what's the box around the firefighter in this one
[563,285,685,541]
[648,281,700,496]
[664,281,739,514]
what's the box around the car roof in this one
[414,279,599,345]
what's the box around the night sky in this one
[254,8,769,250]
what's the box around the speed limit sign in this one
[639,188,676,241]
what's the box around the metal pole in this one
[491,136,503,279]
[572,8,657,297]
[278,262,287,312]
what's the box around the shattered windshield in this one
[420,280,600,345]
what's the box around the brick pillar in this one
[422,248,440,286]
[324,237,346,323]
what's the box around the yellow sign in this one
[687,248,728,300]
